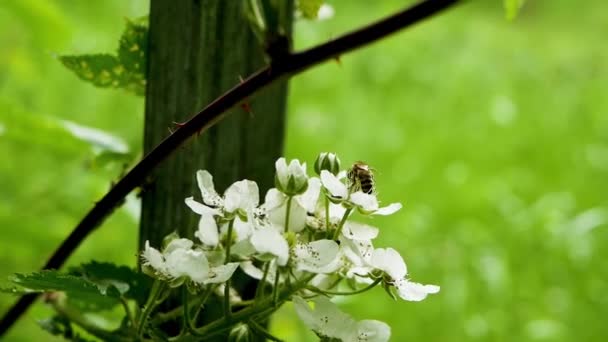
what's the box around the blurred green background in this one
[1,0,607,341]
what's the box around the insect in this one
[347,161,375,194]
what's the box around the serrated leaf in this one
[70,261,151,305]
[59,54,123,88]
[7,270,120,311]
[59,18,148,96]
[298,0,323,19]
[504,0,526,20]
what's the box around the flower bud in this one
[274,158,308,196]
[228,323,252,342]
[314,152,341,176]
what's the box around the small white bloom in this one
[186,170,259,246]
[394,279,440,302]
[370,248,439,302]
[275,158,309,196]
[321,171,401,216]
[164,248,209,283]
[140,239,238,285]
[293,296,390,342]
[349,192,402,216]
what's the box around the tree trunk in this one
[140,0,292,337]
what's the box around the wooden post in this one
[140,0,292,337]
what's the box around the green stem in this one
[283,196,293,234]
[182,287,198,334]
[224,219,236,319]
[254,262,270,300]
[306,278,382,296]
[324,196,331,236]
[137,280,165,339]
[190,274,315,338]
[119,297,135,329]
[332,208,352,240]
[249,319,284,342]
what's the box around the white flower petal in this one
[195,214,219,246]
[185,197,220,216]
[297,177,321,213]
[268,197,307,232]
[196,170,222,207]
[239,261,264,279]
[141,241,165,272]
[164,238,194,254]
[320,170,348,198]
[350,192,379,211]
[293,240,340,273]
[250,228,289,266]
[356,320,391,342]
[341,237,374,265]
[370,248,407,280]
[164,249,209,283]
[224,180,259,213]
[205,263,239,284]
[342,221,379,240]
[373,202,402,216]
[232,217,253,241]
[263,188,286,211]
[288,159,307,179]
[395,279,440,301]
[275,158,289,188]
[293,296,357,341]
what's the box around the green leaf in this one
[504,0,526,20]
[298,0,323,19]
[3,270,120,311]
[59,18,148,96]
[59,54,123,88]
[70,261,151,305]
[117,19,148,77]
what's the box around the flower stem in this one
[332,208,352,240]
[283,196,293,233]
[224,219,236,319]
[306,278,382,296]
[137,280,165,339]
[255,262,270,300]
[324,196,331,235]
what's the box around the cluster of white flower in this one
[141,153,439,341]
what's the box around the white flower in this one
[140,239,239,285]
[185,170,259,246]
[320,171,401,215]
[370,248,440,301]
[292,239,341,273]
[293,296,390,342]
[274,158,309,196]
[265,177,321,232]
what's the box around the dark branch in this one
[0,0,461,335]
